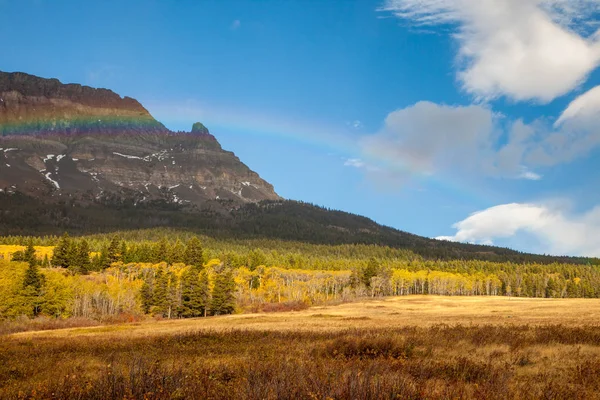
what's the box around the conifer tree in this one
[74,239,91,274]
[181,267,210,317]
[22,261,44,316]
[23,240,37,266]
[140,280,153,314]
[210,268,236,315]
[153,238,169,264]
[169,239,185,265]
[10,250,26,262]
[52,232,72,268]
[184,236,204,267]
[120,241,129,263]
[152,267,169,316]
[362,258,379,288]
[104,237,121,268]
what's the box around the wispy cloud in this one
[436,202,600,257]
[344,158,366,168]
[380,0,600,102]
[518,170,542,181]
[346,120,363,130]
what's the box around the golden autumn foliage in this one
[0,245,54,262]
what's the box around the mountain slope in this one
[0,71,279,206]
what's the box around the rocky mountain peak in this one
[0,71,149,113]
[0,71,280,208]
[191,122,210,135]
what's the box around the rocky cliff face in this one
[0,71,280,207]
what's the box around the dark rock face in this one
[0,71,280,208]
[0,72,147,111]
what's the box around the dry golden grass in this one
[4,296,600,399]
[12,295,600,340]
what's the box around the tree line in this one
[2,233,600,320]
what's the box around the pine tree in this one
[169,239,185,265]
[10,250,26,262]
[140,280,153,314]
[74,239,91,274]
[362,258,379,288]
[23,261,43,291]
[181,267,210,317]
[52,232,72,268]
[104,237,121,268]
[152,267,169,317]
[153,238,169,264]
[23,240,37,266]
[120,241,129,263]
[184,237,204,267]
[210,268,236,316]
[22,261,44,316]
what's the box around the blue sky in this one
[2,0,600,256]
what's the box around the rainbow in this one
[148,101,492,206]
[0,115,165,136]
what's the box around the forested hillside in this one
[2,232,600,322]
[1,194,597,266]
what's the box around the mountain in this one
[0,71,279,206]
[0,71,597,266]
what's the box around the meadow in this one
[3,296,600,399]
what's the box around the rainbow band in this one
[0,115,166,136]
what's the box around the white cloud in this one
[344,158,366,168]
[518,170,543,181]
[525,85,600,166]
[360,101,543,180]
[555,84,600,126]
[357,86,600,183]
[381,0,600,102]
[436,202,600,256]
[362,101,497,174]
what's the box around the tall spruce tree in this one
[169,239,185,265]
[22,261,44,316]
[74,240,91,274]
[152,267,169,317]
[181,267,210,317]
[52,232,72,268]
[140,280,153,314]
[120,241,129,263]
[184,237,204,267]
[23,240,37,266]
[210,268,236,316]
[153,238,169,264]
[103,237,121,268]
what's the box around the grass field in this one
[3,295,600,399]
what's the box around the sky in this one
[2,0,600,256]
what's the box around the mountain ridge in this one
[0,70,279,206]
